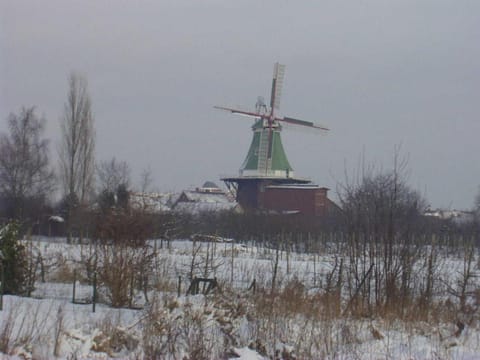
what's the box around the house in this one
[424,208,475,224]
[172,181,237,214]
[129,192,178,213]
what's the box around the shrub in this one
[94,209,155,307]
[0,222,28,295]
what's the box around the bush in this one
[0,222,28,295]
[94,209,155,307]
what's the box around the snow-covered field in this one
[1,236,479,359]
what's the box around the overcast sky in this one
[1,0,479,209]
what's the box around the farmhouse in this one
[172,181,237,214]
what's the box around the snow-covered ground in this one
[0,236,479,359]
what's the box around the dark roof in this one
[266,184,329,190]
[222,175,311,184]
[202,181,219,189]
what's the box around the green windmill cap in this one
[241,119,293,175]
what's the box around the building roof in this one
[202,181,219,189]
[266,184,329,190]
[222,175,311,184]
[172,186,236,214]
[174,201,237,215]
[129,192,176,213]
[179,190,232,203]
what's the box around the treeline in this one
[0,73,154,239]
[177,151,479,247]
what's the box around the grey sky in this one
[1,0,479,209]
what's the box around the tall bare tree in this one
[337,149,428,314]
[59,73,95,240]
[139,166,154,194]
[0,107,55,221]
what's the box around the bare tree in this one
[96,157,131,194]
[0,107,55,221]
[139,166,154,194]
[96,157,131,211]
[337,149,428,314]
[59,73,95,240]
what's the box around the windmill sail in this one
[270,63,285,111]
[213,106,262,119]
[281,116,329,131]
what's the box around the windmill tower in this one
[216,63,332,214]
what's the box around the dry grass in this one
[12,234,479,358]
[0,298,62,357]
[48,258,76,283]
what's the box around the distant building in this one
[129,192,177,213]
[172,181,237,214]
[424,208,475,224]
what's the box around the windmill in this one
[215,63,329,178]
[216,63,332,213]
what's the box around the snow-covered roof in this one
[424,208,475,223]
[266,184,328,190]
[178,190,232,204]
[129,192,178,213]
[173,201,237,215]
[172,186,237,214]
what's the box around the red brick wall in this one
[263,187,329,216]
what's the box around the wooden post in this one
[39,255,45,283]
[230,241,234,284]
[271,245,280,295]
[286,236,290,275]
[248,278,256,294]
[154,238,158,273]
[129,273,134,309]
[92,271,97,313]
[72,269,76,303]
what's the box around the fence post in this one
[248,278,256,294]
[72,269,76,304]
[177,276,182,297]
[92,271,97,313]
[129,274,134,309]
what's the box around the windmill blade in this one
[279,116,330,131]
[270,63,286,111]
[214,106,264,119]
